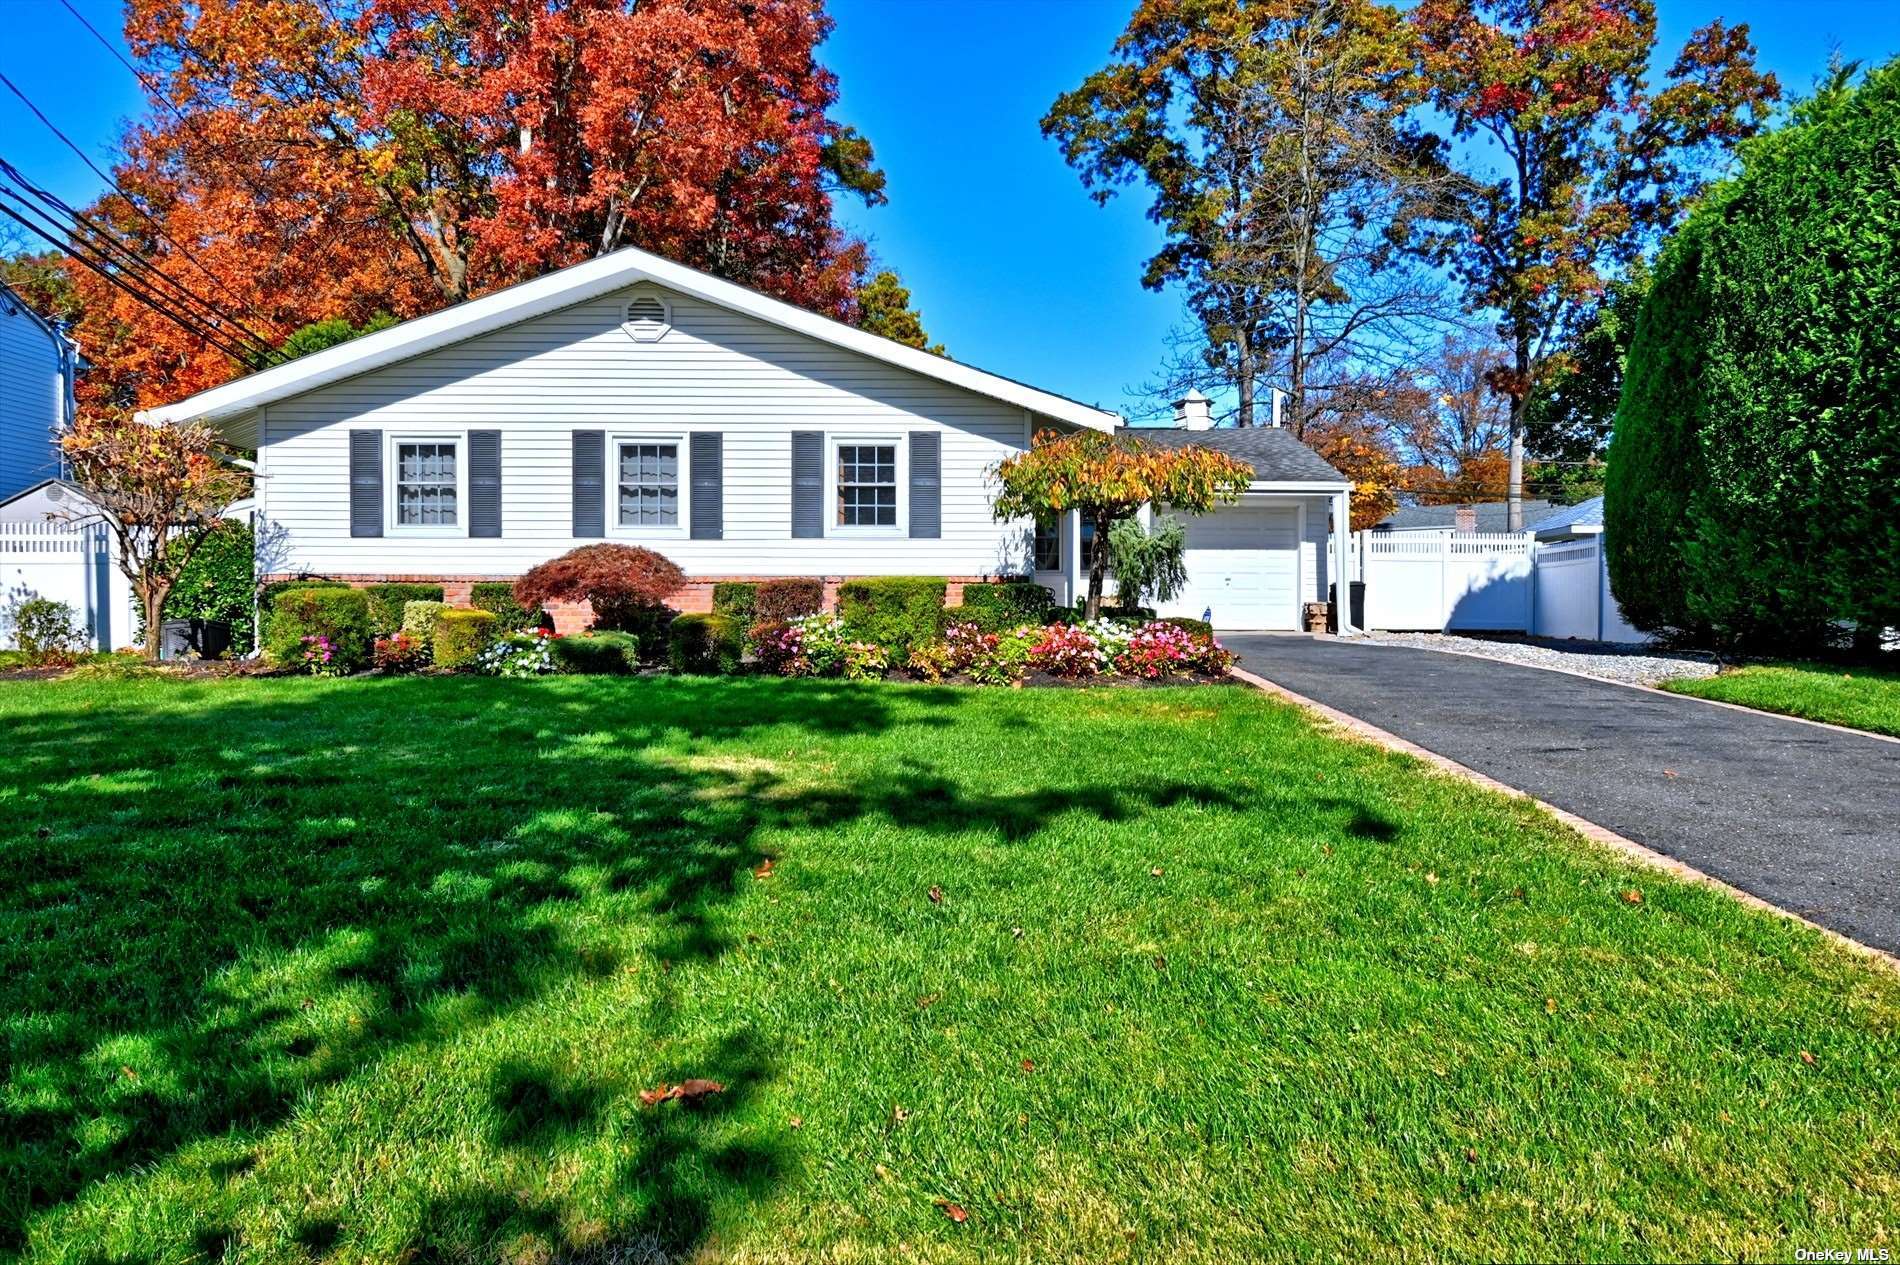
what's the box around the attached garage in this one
[1138,416,1354,633]
[1159,501,1304,630]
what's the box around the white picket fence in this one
[0,520,137,651]
[1353,529,1646,643]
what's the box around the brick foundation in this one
[265,573,994,634]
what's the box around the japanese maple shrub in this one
[513,545,685,634]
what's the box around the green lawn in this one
[1663,660,1900,737]
[2,675,1896,1263]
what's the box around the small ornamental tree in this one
[512,544,685,631]
[993,430,1253,620]
[59,415,251,658]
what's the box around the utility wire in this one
[0,197,260,365]
[0,158,275,361]
[0,68,272,337]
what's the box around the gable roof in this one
[138,246,1121,434]
[1131,424,1350,485]
[0,282,76,354]
[1375,498,1557,532]
[1532,495,1605,540]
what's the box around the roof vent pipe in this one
[1172,388,1213,431]
[1269,386,1286,429]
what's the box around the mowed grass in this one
[1663,660,1900,737]
[2,675,1896,1264]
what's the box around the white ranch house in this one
[142,247,1356,632]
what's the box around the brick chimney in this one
[1453,505,1478,533]
[1172,388,1213,431]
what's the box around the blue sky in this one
[4,0,1898,416]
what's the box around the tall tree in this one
[855,269,945,354]
[1522,262,1648,466]
[55,0,884,408]
[1410,0,1778,529]
[1045,0,1451,431]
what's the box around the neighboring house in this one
[1529,495,1605,543]
[0,282,78,503]
[1374,498,1558,534]
[142,247,1354,632]
[0,478,135,651]
[1529,495,1648,643]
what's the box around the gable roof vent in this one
[623,294,670,342]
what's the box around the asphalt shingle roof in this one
[1376,498,1559,531]
[1530,495,1606,538]
[1129,425,1348,483]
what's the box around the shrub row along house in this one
[141,247,1355,632]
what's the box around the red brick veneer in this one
[264,574,997,633]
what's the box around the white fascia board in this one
[138,247,1122,434]
[1246,480,1353,493]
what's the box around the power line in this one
[55,0,194,131]
[0,157,275,361]
[0,68,271,335]
[0,194,260,365]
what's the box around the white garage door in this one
[1158,503,1302,631]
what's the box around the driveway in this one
[1223,635,1900,955]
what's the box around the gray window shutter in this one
[469,430,501,538]
[350,429,382,538]
[908,431,941,539]
[791,431,823,539]
[690,432,723,540]
[572,430,605,538]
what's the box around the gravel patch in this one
[1354,631,1720,686]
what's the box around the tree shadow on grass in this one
[0,675,1255,1259]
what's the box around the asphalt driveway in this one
[1224,635,1900,955]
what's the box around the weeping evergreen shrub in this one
[1607,59,1900,649]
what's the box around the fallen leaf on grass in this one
[788,1115,803,1128]
[1424,871,1439,886]
[928,885,944,904]
[1153,955,1167,971]
[936,1200,969,1224]
[874,1164,895,1184]
[753,857,776,880]
[1464,1147,1478,1163]
[1545,997,1557,1015]
[1010,926,1024,939]
[1150,866,1164,878]
[1021,1058,1035,1072]
[1620,889,1644,905]
[890,1105,911,1125]
[916,992,940,1009]
[638,1079,725,1107]
[1799,1050,1816,1065]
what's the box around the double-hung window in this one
[837,442,898,528]
[395,439,459,528]
[617,440,680,528]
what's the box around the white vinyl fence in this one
[0,521,136,651]
[1354,529,1647,643]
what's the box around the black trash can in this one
[159,618,232,661]
[1328,582,1367,632]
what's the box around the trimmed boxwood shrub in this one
[432,609,499,669]
[363,583,445,636]
[668,613,743,675]
[259,578,348,642]
[265,587,372,672]
[612,606,677,663]
[470,581,542,632]
[955,580,1056,632]
[711,582,759,630]
[548,631,641,675]
[755,578,824,625]
[1160,616,1213,638]
[401,600,448,641]
[837,576,947,661]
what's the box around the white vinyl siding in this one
[258,284,1042,577]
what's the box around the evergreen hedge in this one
[470,581,541,632]
[265,588,373,672]
[363,583,445,636]
[836,577,947,662]
[1607,60,1900,649]
[667,613,743,675]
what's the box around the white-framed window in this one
[612,435,685,533]
[390,435,463,532]
[833,438,900,530]
[1033,516,1062,572]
